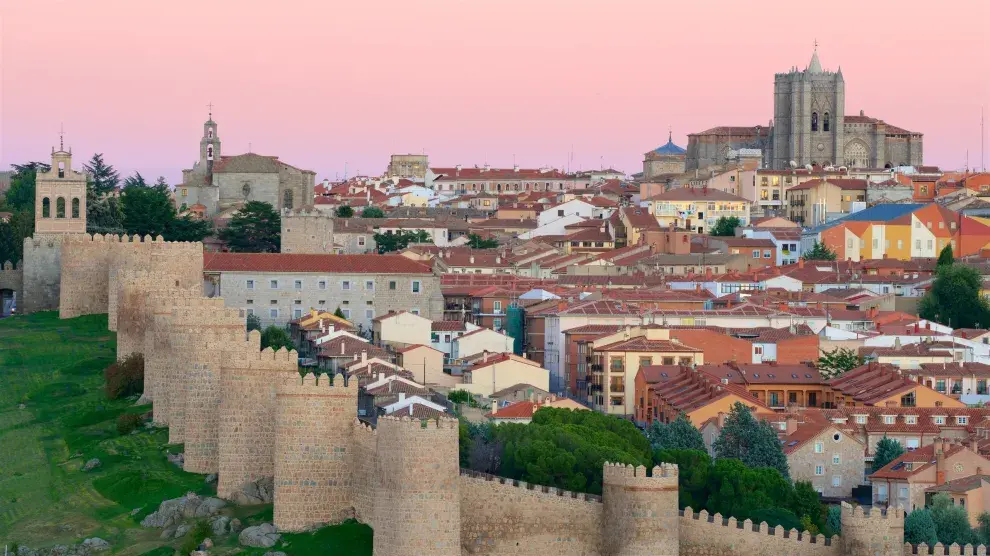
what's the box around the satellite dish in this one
[789,160,798,169]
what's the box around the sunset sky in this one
[2,0,988,184]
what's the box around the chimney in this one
[483,350,489,362]
[492,400,498,414]
[361,350,367,362]
[341,342,346,355]
[716,412,727,429]
[973,439,979,452]
[785,416,798,435]
[798,258,804,269]
[399,392,406,402]
[936,442,947,485]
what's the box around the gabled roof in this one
[646,187,749,203]
[203,252,433,274]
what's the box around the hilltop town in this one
[5,48,990,556]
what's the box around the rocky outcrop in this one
[238,523,281,548]
[140,492,226,528]
[228,476,274,505]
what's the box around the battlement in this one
[62,233,205,246]
[840,501,904,521]
[681,507,834,548]
[276,372,357,396]
[282,208,328,218]
[905,542,990,555]
[377,414,459,430]
[459,469,603,503]
[602,462,679,487]
[2,260,21,271]
[354,418,377,437]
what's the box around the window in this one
[493,301,502,313]
[342,309,351,319]
[493,317,502,329]
[270,300,277,305]
[899,487,909,499]
[883,415,896,425]
[294,280,302,290]
[411,308,420,316]
[905,415,917,424]
[293,299,301,305]
[934,416,946,425]
[814,442,824,454]
[269,308,278,318]
[341,281,351,291]
[412,280,421,293]
[318,280,326,290]
[366,280,374,290]
[846,195,852,202]
[859,239,865,249]
[907,438,920,449]
[246,280,255,290]
[915,240,921,249]
[763,250,771,258]
[558,209,564,216]
[855,415,867,424]
[71,198,80,218]
[957,416,969,425]
[246,308,254,316]
[365,309,373,319]
[833,455,841,465]
[270,280,279,289]
[938,221,944,229]
[293,308,302,319]
[873,239,879,249]
[847,239,853,249]
[283,189,294,210]
[246,299,253,305]
[832,475,841,487]
[823,112,830,132]
[878,484,888,502]
[56,197,66,218]
[752,249,760,259]
[815,465,824,476]
[927,240,933,250]
[443,334,451,343]
[811,112,819,132]
[898,240,903,250]
[389,281,397,290]
[42,197,51,218]
[754,345,763,355]
[366,300,373,305]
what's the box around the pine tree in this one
[816,347,863,380]
[360,206,384,218]
[802,241,837,261]
[712,401,790,478]
[937,244,954,267]
[83,153,120,197]
[646,413,706,452]
[709,216,741,237]
[120,176,176,237]
[335,205,354,218]
[123,172,147,189]
[334,306,346,319]
[919,264,990,328]
[219,201,281,253]
[872,436,904,472]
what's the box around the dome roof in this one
[653,132,686,155]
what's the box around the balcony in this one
[590,364,603,372]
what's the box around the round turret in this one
[602,463,680,555]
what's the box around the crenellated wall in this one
[273,372,359,532]
[679,507,839,556]
[459,470,604,555]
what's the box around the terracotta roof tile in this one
[203,252,433,274]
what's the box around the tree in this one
[83,153,120,197]
[4,162,49,211]
[120,176,176,237]
[360,206,384,218]
[654,449,711,510]
[466,233,500,249]
[260,325,294,351]
[335,205,354,218]
[816,347,863,380]
[825,505,842,537]
[219,201,281,253]
[86,195,125,235]
[977,512,990,545]
[904,508,938,546]
[709,216,741,237]
[930,492,976,546]
[373,229,431,253]
[646,413,706,452]
[246,313,262,332]
[712,401,789,478]
[919,264,990,328]
[164,215,213,242]
[937,243,954,267]
[803,241,837,261]
[872,436,904,472]
[0,210,34,264]
[333,306,347,320]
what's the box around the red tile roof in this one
[646,187,748,202]
[432,320,468,332]
[596,336,702,353]
[203,252,433,274]
[788,178,868,191]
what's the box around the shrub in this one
[104,353,145,400]
[179,519,212,554]
[246,313,262,332]
[117,413,143,435]
[447,389,475,406]
[260,325,294,351]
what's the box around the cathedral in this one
[685,48,924,171]
[175,114,316,217]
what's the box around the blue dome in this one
[653,138,686,155]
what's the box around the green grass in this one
[0,311,373,555]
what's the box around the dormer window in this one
[905,415,918,425]
[855,415,867,424]
[957,416,969,425]
[883,415,896,425]
[934,416,946,425]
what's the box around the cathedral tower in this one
[200,109,221,175]
[771,46,845,170]
[35,136,87,234]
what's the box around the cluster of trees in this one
[709,216,741,237]
[905,493,990,547]
[334,205,385,219]
[816,347,863,380]
[219,201,281,253]
[920,245,990,328]
[373,229,431,253]
[246,313,295,351]
[803,241,837,261]
[466,233,499,249]
[0,155,213,263]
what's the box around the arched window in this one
[811,112,819,132]
[71,197,80,218]
[207,145,214,160]
[42,197,51,218]
[823,112,830,132]
[56,197,66,218]
[58,162,65,178]
[283,189,294,209]
[242,182,251,198]
[208,127,214,139]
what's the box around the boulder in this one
[205,473,217,484]
[190,552,209,556]
[229,476,274,505]
[81,459,101,472]
[142,492,225,528]
[229,518,243,534]
[81,538,110,552]
[210,515,230,536]
[239,523,281,548]
[166,452,184,467]
[174,523,191,539]
[264,552,288,556]
[160,526,176,539]
[200,538,214,549]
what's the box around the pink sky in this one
[2,0,988,184]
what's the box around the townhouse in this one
[645,186,751,234]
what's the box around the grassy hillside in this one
[0,312,371,554]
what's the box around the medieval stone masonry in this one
[10,228,990,555]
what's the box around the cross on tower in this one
[814,39,818,50]
[207,101,214,119]
[59,123,65,151]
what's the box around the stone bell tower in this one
[35,133,87,234]
[201,105,222,176]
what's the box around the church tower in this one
[771,46,845,170]
[200,109,222,176]
[34,135,87,234]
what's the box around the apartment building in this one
[785,178,868,226]
[645,187,751,234]
[203,252,442,330]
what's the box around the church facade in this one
[686,49,923,171]
[175,116,316,217]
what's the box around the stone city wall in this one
[22,234,66,313]
[840,503,903,556]
[107,237,203,330]
[145,294,201,424]
[373,415,461,556]
[217,332,296,500]
[459,470,604,555]
[603,463,680,555]
[350,419,377,525]
[679,507,839,556]
[116,270,200,362]
[904,543,990,555]
[273,372,359,532]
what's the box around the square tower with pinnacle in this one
[35,139,87,234]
